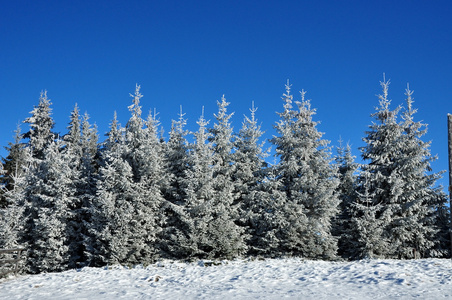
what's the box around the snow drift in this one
[1,258,451,299]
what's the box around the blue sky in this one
[1,1,452,188]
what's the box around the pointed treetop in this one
[285,79,292,94]
[178,105,186,123]
[404,83,415,114]
[300,89,307,102]
[378,75,391,105]
[282,80,293,111]
[197,106,209,128]
[173,105,187,134]
[372,75,401,124]
[128,84,143,119]
[249,101,257,123]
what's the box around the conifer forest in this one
[0,80,450,275]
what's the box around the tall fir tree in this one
[134,107,167,262]
[390,85,448,258]
[355,78,404,258]
[207,95,246,258]
[357,79,448,258]
[78,112,100,265]
[333,140,359,259]
[63,106,99,267]
[160,106,192,259]
[2,92,58,272]
[232,102,271,255]
[88,113,125,266]
[91,86,163,265]
[179,108,216,259]
[21,140,76,273]
[270,82,339,259]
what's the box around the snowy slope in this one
[1,258,451,299]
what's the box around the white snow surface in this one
[1,258,451,299]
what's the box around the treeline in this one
[0,80,450,275]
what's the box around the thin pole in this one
[448,114,452,257]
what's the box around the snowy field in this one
[1,258,452,299]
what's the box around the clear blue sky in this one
[1,1,451,188]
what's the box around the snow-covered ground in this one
[1,258,451,299]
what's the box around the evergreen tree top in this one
[23,91,56,159]
[127,84,143,130]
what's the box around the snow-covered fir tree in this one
[232,102,271,255]
[356,78,404,258]
[88,113,123,266]
[176,108,214,259]
[63,106,99,267]
[164,106,190,205]
[136,108,168,261]
[78,112,100,265]
[104,111,122,151]
[270,82,339,259]
[207,96,246,258]
[91,86,163,265]
[2,92,58,271]
[64,104,82,154]
[357,79,448,259]
[10,92,76,273]
[333,140,359,259]
[20,140,76,273]
[389,85,448,258]
[160,106,193,259]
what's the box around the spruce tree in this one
[333,141,359,259]
[357,79,448,258]
[160,107,192,259]
[270,82,339,259]
[91,86,163,265]
[88,113,125,266]
[389,85,448,258]
[21,140,75,273]
[63,106,99,267]
[78,113,100,265]
[207,96,246,258]
[356,78,404,258]
[132,108,166,262]
[165,106,190,205]
[179,108,215,259]
[233,102,270,255]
